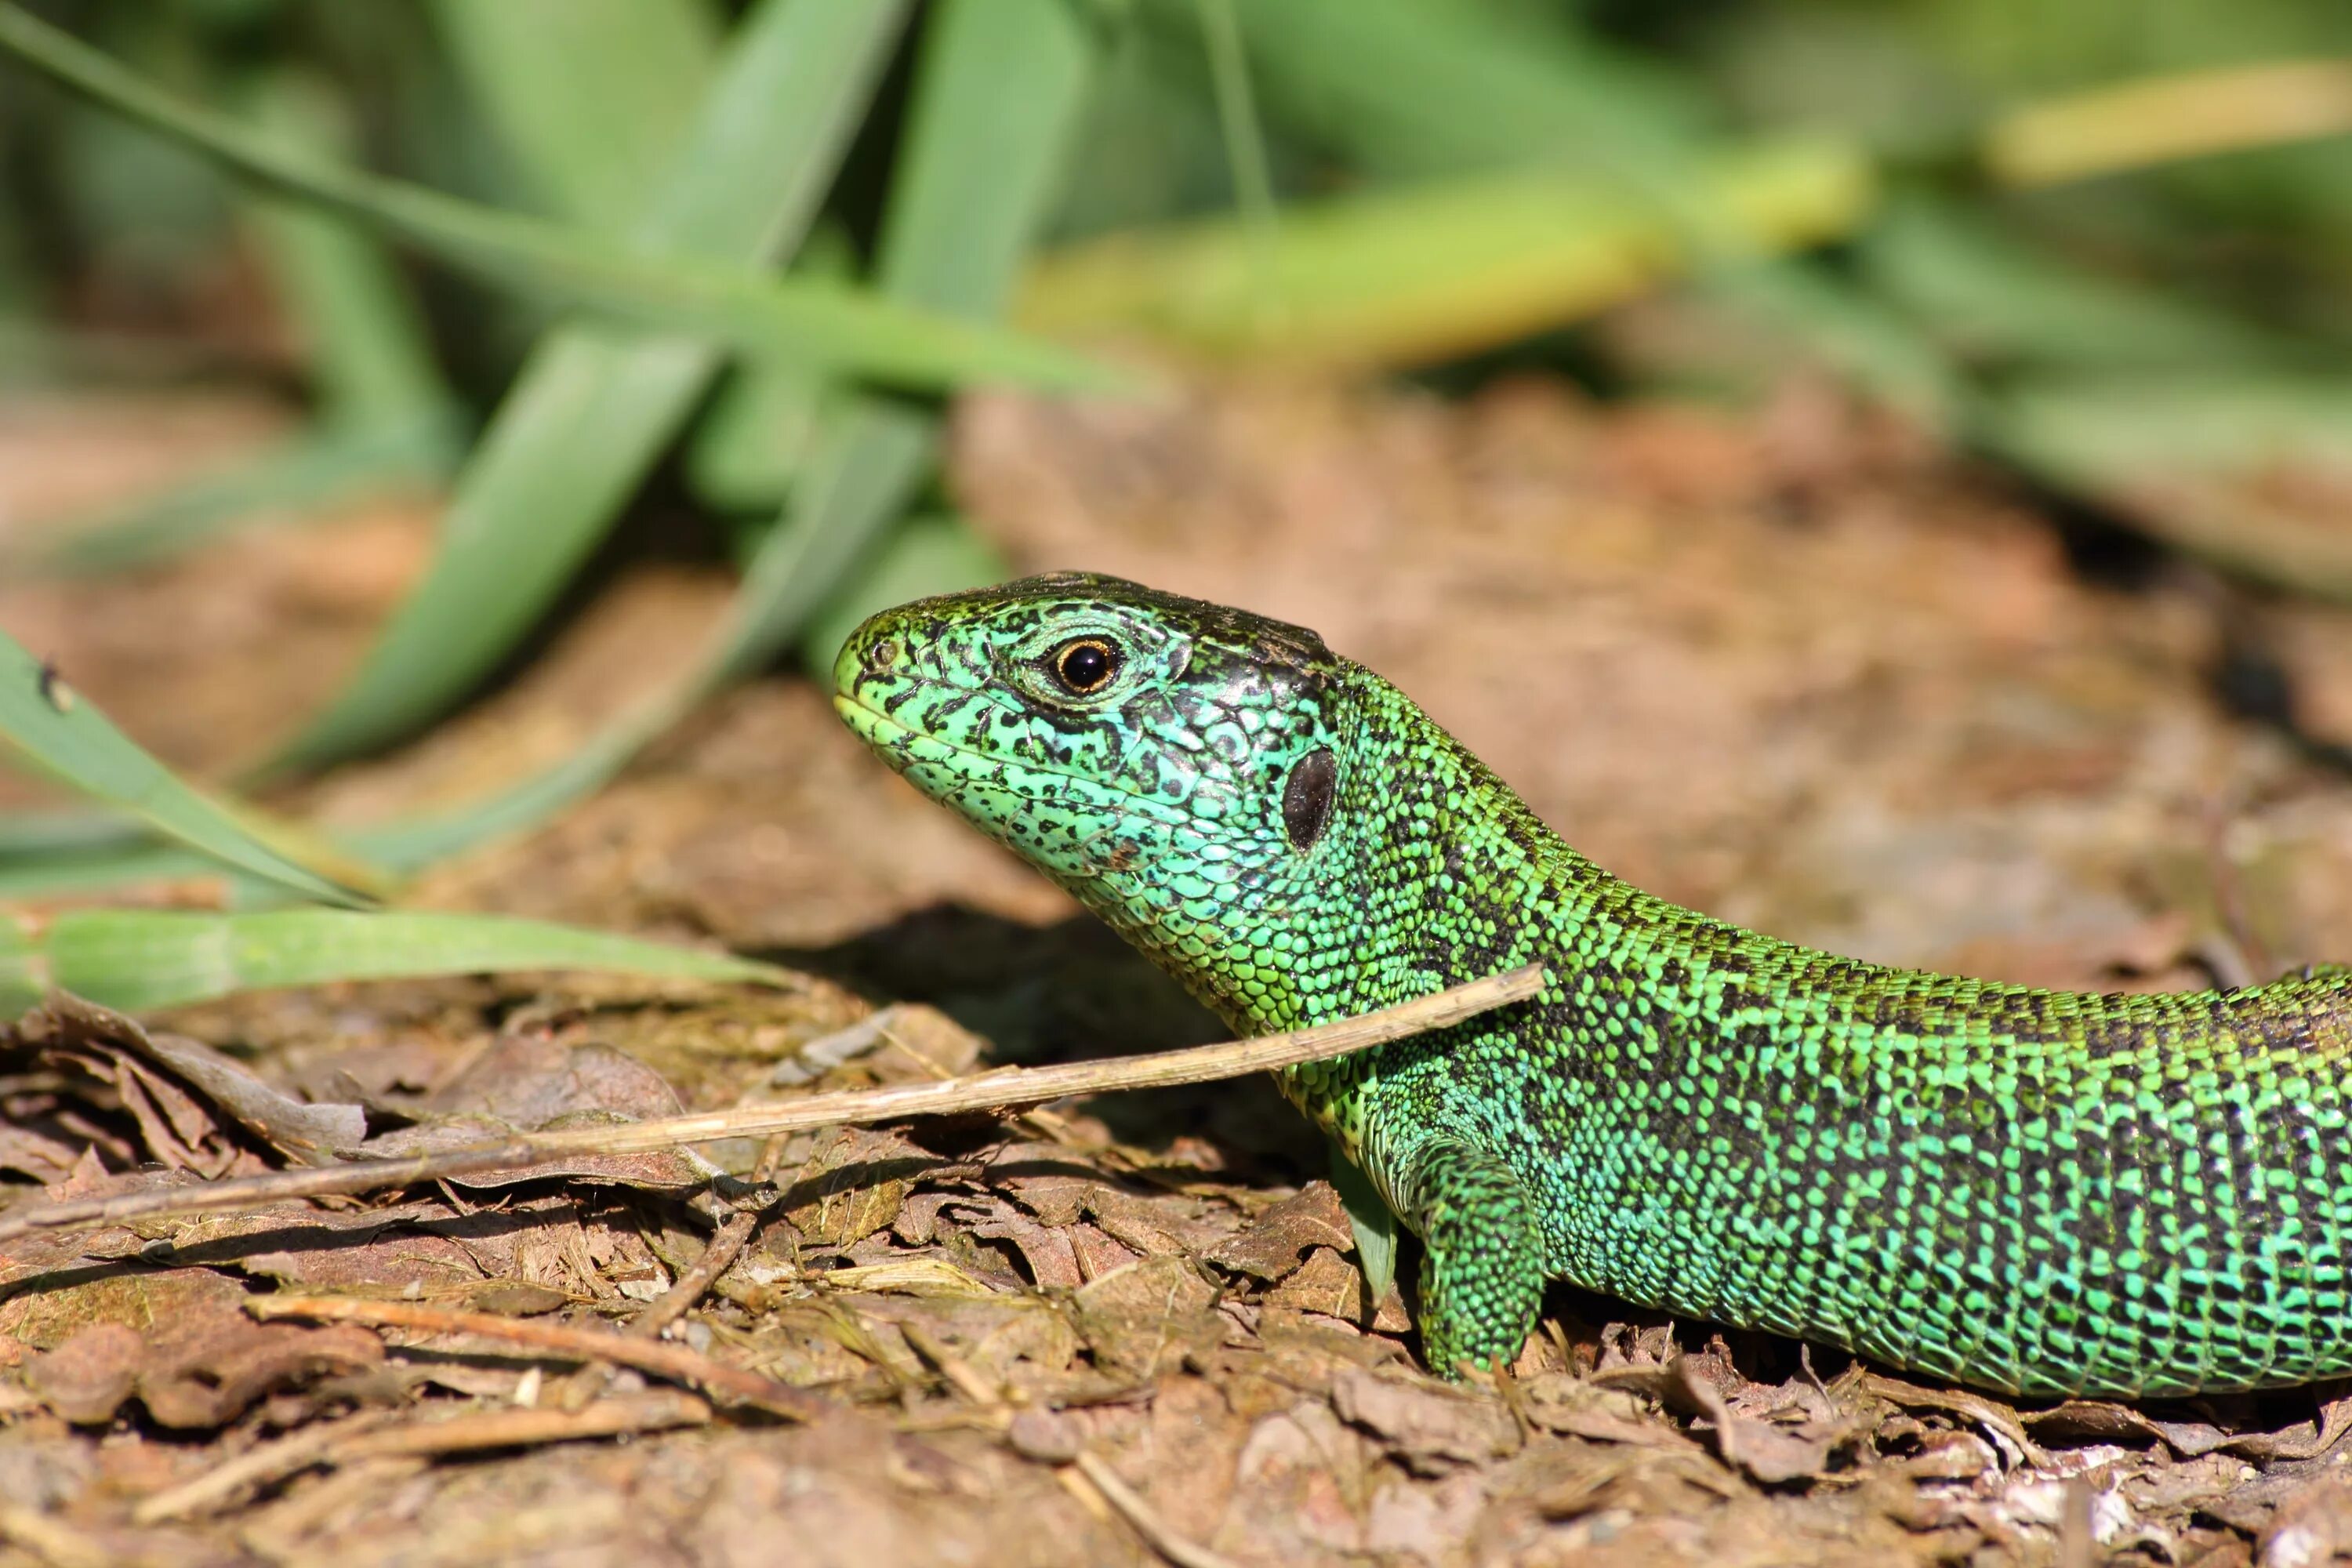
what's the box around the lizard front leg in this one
[1398,1137,1546,1377]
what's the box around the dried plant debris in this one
[23,380,2352,1562]
[354,1030,718,1193]
[4,997,364,1184]
[13,1006,2352,1560]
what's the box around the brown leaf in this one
[1256,1307,1407,1375]
[1072,1255,1223,1379]
[768,1003,985,1087]
[985,1143,1096,1227]
[1515,1372,1707,1454]
[2147,1394,2352,1462]
[1363,1472,1489,1562]
[1330,1367,1515,1475]
[1860,1371,2049,1468]
[49,1035,243,1178]
[357,1114,710,1192]
[136,1316,383,1428]
[1263,1246,1376,1322]
[467,1280,569,1316]
[1065,1221,1141,1283]
[1214,1401,1375,1558]
[1206,1182,1354,1282]
[1081,1183,1225,1258]
[40,995,365,1163]
[231,1210,489,1294]
[783,1127,927,1250]
[340,1024,722,1194]
[890,1191,956,1247]
[1006,1407,1086,1463]
[20,1283,383,1428]
[1661,1356,1855,1485]
[426,1033,683,1126]
[0,1120,93,1185]
[2122,1451,2263,1515]
[959,1196,1083,1289]
[0,1263,249,1349]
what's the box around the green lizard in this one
[832,572,2352,1398]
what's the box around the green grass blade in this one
[719,0,1098,681]
[1192,0,1277,235]
[684,355,832,514]
[719,407,939,683]
[1860,196,2307,374]
[299,0,1102,869]
[0,845,227,905]
[427,0,720,227]
[239,69,455,436]
[1207,0,1705,177]
[1170,0,1955,405]
[797,513,1008,681]
[1991,371,2352,601]
[684,226,857,514]
[266,0,912,773]
[266,337,717,773]
[346,718,667,872]
[328,411,938,873]
[1324,1131,1400,1300]
[3,67,459,579]
[0,808,144,859]
[873,0,1096,315]
[0,4,1119,394]
[1,908,799,1017]
[0,626,369,906]
[0,917,35,1016]
[1698,257,1969,434]
[1022,141,1870,368]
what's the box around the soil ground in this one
[7,372,2352,1566]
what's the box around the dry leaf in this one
[1330,1367,1516,1474]
[1207,1182,1355,1283]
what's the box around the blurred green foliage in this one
[0,0,2349,970]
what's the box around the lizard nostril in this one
[866,637,899,672]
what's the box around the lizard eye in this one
[1048,637,1120,696]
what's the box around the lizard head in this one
[831,572,1354,1004]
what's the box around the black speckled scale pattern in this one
[833,572,2352,1396]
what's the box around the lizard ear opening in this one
[1283,749,1338,851]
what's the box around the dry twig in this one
[246,1294,823,1419]
[0,964,1543,1243]
[327,1388,710,1457]
[132,1411,398,1526]
[559,1131,792,1412]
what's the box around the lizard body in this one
[833,572,2352,1396]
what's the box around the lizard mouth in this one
[831,690,1211,840]
[829,689,916,754]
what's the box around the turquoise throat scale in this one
[833,573,2352,1398]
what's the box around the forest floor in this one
[7,368,2352,1566]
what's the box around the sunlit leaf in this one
[0,907,800,1016]
[0,5,1121,396]
[267,0,912,771]
[426,0,720,227]
[0,626,371,906]
[312,0,1101,867]
[1022,140,1870,368]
